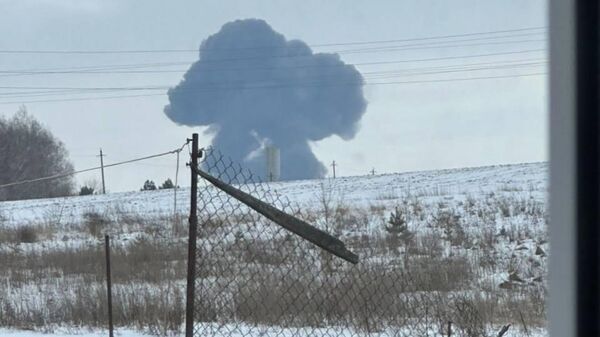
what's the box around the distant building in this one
[265,145,280,182]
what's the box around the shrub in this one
[17,225,37,243]
[159,179,175,189]
[79,186,95,196]
[141,180,157,191]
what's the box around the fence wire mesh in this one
[190,147,540,337]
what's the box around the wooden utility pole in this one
[104,235,114,337]
[185,134,199,337]
[174,149,180,215]
[331,161,337,179]
[98,149,106,194]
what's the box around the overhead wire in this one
[0,61,546,100]
[0,61,547,94]
[0,49,546,78]
[0,27,548,105]
[0,56,546,85]
[221,27,547,49]
[0,146,187,189]
[330,38,545,56]
[0,26,545,55]
[0,58,548,95]
[0,37,546,71]
[0,72,546,105]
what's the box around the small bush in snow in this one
[79,185,95,196]
[17,225,38,243]
[141,180,157,191]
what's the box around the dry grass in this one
[0,185,548,336]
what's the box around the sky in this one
[0,0,548,193]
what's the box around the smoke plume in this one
[165,19,367,180]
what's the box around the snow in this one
[0,323,548,337]
[0,162,547,228]
[0,329,151,337]
[0,162,549,336]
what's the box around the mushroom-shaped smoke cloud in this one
[165,19,367,180]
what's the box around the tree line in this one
[0,108,74,201]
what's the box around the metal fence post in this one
[104,235,114,337]
[185,133,199,337]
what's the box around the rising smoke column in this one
[165,19,367,180]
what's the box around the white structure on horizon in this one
[265,145,280,182]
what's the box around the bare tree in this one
[0,107,75,201]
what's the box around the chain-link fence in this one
[188,147,543,337]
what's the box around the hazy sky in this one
[0,0,547,192]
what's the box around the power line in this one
[0,92,164,105]
[0,59,547,95]
[0,63,546,95]
[0,26,545,55]
[3,60,541,76]
[0,46,548,103]
[0,57,545,84]
[0,146,186,189]
[0,48,546,78]
[331,38,545,56]
[0,67,546,100]
[223,27,547,49]
[0,61,545,93]
[0,38,545,70]
[0,37,543,65]
[0,61,189,76]
[0,60,545,99]
[0,72,546,105]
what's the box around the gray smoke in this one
[165,19,367,180]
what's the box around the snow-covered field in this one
[0,162,546,228]
[0,324,549,337]
[0,162,548,337]
[0,329,151,337]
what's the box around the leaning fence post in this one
[104,235,114,337]
[185,133,199,337]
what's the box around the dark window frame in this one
[549,1,599,336]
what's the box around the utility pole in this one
[331,160,337,179]
[174,149,180,216]
[98,149,106,194]
[185,134,199,337]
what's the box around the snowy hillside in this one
[0,162,548,337]
[0,162,547,227]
